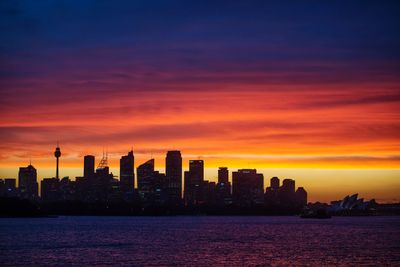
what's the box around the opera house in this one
[329,194,375,213]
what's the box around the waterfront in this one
[1,216,399,266]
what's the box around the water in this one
[0,216,399,266]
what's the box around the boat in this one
[300,208,331,219]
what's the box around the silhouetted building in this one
[166,150,182,206]
[184,160,204,205]
[153,172,168,206]
[279,178,296,206]
[216,167,232,205]
[41,178,60,202]
[120,150,134,193]
[82,153,115,203]
[295,187,307,207]
[75,176,87,201]
[329,194,373,213]
[137,159,155,204]
[203,180,217,205]
[265,177,307,212]
[54,144,61,179]
[84,155,95,178]
[271,176,280,190]
[218,167,229,184]
[281,179,295,194]
[0,178,17,197]
[18,164,38,200]
[59,177,76,201]
[232,169,264,206]
[93,165,114,202]
[265,177,281,207]
[137,159,167,207]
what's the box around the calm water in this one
[0,216,399,266]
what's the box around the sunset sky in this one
[1,1,399,202]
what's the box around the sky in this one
[0,0,399,203]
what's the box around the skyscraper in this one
[18,164,38,200]
[54,143,61,179]
[271,176,280,190]
[0,178,17,197]
[279,178,296,207]
[184,160,204,205]
[232,169,264,206]
[91,153,113,203]
[166,150,182,205]
[281,179,295,194]
[295,187,308,207]
[264,177,281,207]
[41,178,60,202]
[216,167,231,205]
[137,159,165,206]
[84,155,95,178]
[218,167,229,184]
[120,150,134,193]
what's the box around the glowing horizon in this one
[1,1,399,203]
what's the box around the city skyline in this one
[1,1,399,204]
[1,145,397,203]
[2,145,311,216]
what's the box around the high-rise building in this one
[232,169,264,206]
[270,176,280,190]
[137,159,167,206]
[203,180,217,205]
[279,178,296,207]
[41,178,60,202]
[137,159,155,203]
[3,178,17,197]
[218,167,229,184]
[18,164,38,200]
[166,150,182,205]
[183,160,204,205]
[84,155,95,178]
[281,179,295,194]
[120,150,134,193]
[54,143,61,179]
[265,177,280,207]
[59,177,76,201]
[88,153,114,202]
[216,167,231,205]
[295,187,307,207]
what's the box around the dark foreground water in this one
[0,216,399,266]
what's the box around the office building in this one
[270,176,280,190]
[41,178,60,202]
[137,159,167,206]
[232,169,264,206]
[166,150,182,205]
[184,160,204,205]
[295,187,307,207]
[120,150,134,193]
[216,167,231,205]
[84,155,95,178]
[18,164,38,200]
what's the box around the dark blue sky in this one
[1,1,400,76]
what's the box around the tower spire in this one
[54,142,61,179]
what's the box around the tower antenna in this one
[97,147,108,169]
[54,142,61,179]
